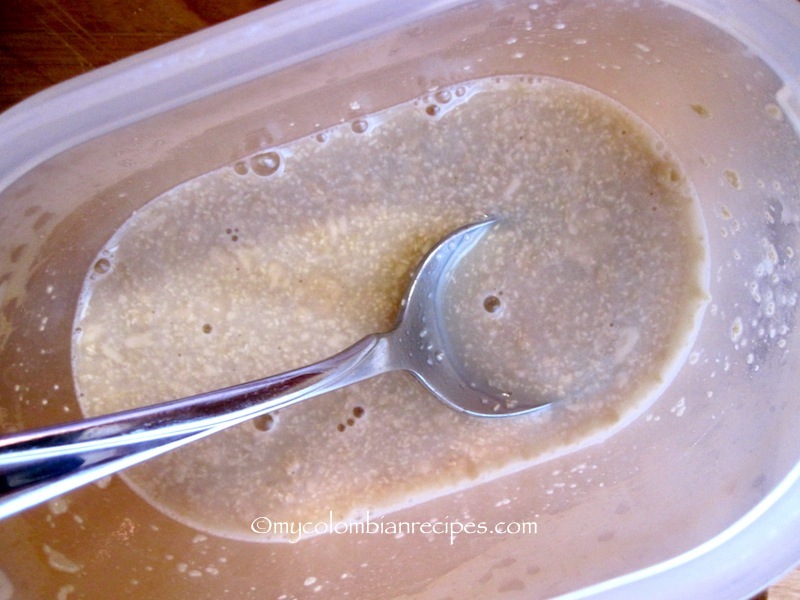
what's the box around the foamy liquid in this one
[72,76,708,542]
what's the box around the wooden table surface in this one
[0,0,276,113]
[1,1,799,598]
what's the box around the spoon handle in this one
[0,333,392,519]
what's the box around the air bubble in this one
[425,105,440,117]
[253,414,276,432]
[434,90,452,104]
[93,258,112,275]
[483,295,502,313]
[351,119,369,134]
[250,151,281,177]
[233,161,248,175]
[765,103,784,121]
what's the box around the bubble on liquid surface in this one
[483,294,503,314]
[434,90,452,104]
[93,258,112,275]
[253,414,276,432]
[250,151,281,177]
[351,119,369,134]
[765,103,784,121]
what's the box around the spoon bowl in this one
[390,219,543,416]
[0,217,548,519]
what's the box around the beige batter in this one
[72,76,707,541]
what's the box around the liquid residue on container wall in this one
[0,569,12,600]
[42,544,82,574]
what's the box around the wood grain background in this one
[0,0,276,112]
[1,1,798,597]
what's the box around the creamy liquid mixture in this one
[72,77,707,541]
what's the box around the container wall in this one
[1,1,799,598]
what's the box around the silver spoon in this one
[0,218,547,519]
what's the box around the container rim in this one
[556,455,800,599]
[0,0,469,195]
[1,0,798,194]
[1,0,799,597]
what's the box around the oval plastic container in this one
[1,1,799,598]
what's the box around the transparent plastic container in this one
[1,0,799,598]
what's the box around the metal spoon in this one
[0,218,548,519]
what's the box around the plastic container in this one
[1,0,799,598]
